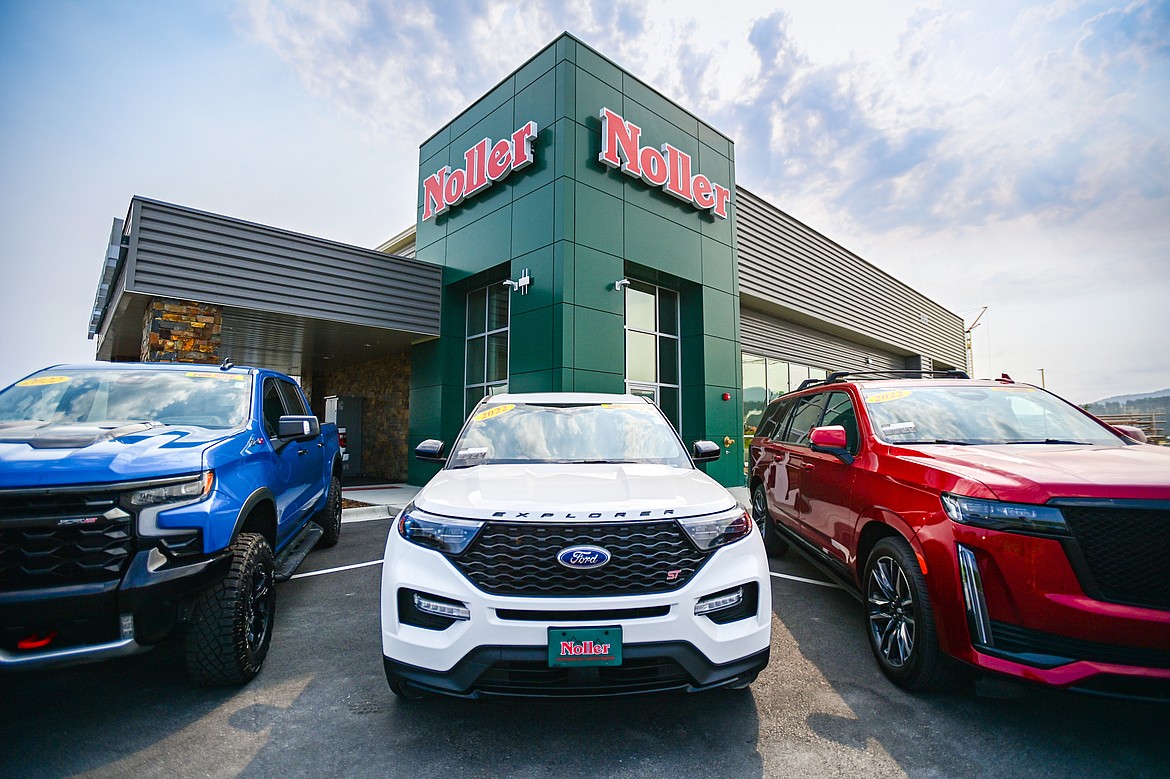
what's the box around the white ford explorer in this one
[380,393,771,698]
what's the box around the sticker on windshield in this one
[882,421,917,434]
[457,447,489,459]
[602,403,644,408]
[865,390,912,404]
[17,375,71,386]
[185,372,246,381]
[473,404,514,422]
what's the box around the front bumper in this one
[0,546,231,670]
[925,524,1170,700]
[380,523,772,697]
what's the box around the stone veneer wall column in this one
[141,298,222,363]
[321,350,411,482]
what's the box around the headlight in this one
[397,504,484,555]
[941,493,1068,535]
[123,472,214,509]
[677,506,753,550]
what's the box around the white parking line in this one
[770,571,842,589]
[290,559,383,580]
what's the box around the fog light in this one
[695,587,744,616]
[413,593,470,621]
[957,544,992,646]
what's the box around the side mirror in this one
[278,415,320,441]
[415,439,447,463]
[1112,424,1147,443]
[809,425,854,465]
[692,440,721,463]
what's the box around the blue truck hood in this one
[0,421,238,488]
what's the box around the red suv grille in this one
[1059,503,1170,611]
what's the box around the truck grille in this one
[1058,502,1170,611]
[0,490,134,590]
[452,520,711,597]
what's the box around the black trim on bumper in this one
[0,547,232,668]
[384,642,770,699]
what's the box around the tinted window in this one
[757,397,795,440]
[262,379,285,438]
[276,379,308,416]
[821,391,860,453]
[782,393,828,446]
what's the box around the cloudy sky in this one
[1,0,1167,403]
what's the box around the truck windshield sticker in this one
[865,390,912,404]
[17,375,71,386]
[473,404,515,422]
[184,372,246,381]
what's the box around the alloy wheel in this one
[866,554,916,668]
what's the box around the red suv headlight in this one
[941,493,1068,535]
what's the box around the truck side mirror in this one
[415,439,447,463]
[278,415,321,441]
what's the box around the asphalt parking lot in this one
[2,509,1168,779]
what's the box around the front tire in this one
[863,536,959,691]
[752,483,788,558]
[185,532,275,686]
[314,475,342,549]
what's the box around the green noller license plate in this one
[548,627,622,667]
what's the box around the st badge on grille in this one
[556,545,611,570]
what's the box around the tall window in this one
[624,280,680,429]
[742,352,827,440]
[466,283,509,415]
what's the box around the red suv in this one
[748,371,1170,699]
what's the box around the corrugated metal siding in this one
[735,187,965,367]
[125,198,440,336]
[740,308,904,372]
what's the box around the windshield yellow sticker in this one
[865,390,912,404]
[473,404,514,422]
[185,372,246,380]
[17,375,71,386]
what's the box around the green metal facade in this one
[408,34,744,486]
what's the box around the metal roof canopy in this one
[91,197,442,377]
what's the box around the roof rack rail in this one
[795,369,971,392]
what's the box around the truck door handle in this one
[298,449,308,456]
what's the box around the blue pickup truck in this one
[0,361,342,685]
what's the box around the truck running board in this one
[274,522,324,582]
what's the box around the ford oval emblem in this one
[556,545,611,570]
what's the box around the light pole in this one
[1038,368,1045,388]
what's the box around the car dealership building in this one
[88,33,966,488]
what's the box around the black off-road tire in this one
[314,475,342,549]
[752,483,789,558]
[185,532,275,686]
[863,536,962,691]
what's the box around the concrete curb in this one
[341,505,403,521]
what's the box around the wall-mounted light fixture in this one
[613,278,630,291]
[502,269,533,295]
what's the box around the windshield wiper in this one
[1005,439,1092,445]
[899,439,974,445]
[566,459,637,464]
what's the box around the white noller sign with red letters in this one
[597,107,731,219]
[422,121,538,221]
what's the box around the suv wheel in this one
[314,475,342,549]
[752,484,788,558]
[185,532,276,686]
[863,536,959,691]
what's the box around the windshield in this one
[447,401,692,468]
[862,385,1124,446]
[0,369,252,429]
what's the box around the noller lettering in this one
[597,107,731,219]
[422,121,538,220]
[560,640,612,657]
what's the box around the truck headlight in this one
[123,472,214,508]
[941,493,1068,535]
[397,504,484,555]
[677,506,753,550]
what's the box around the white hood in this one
[414,463,738,520]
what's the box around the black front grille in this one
[0,490,134,590]
[453,520,711,596]
[474,656,692,696]
[1058,502,1170,610]
[989,620,1170,669]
